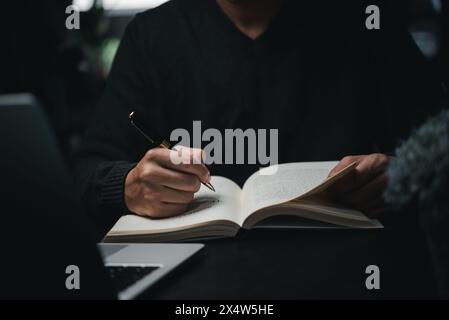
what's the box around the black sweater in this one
[73,0,445,236]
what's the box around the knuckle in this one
[373,153,390,167]
[142,163,159,178]
[147,166,165,182]
[146,202,165,218]
[152,189,164,200]
[143,192,156,203]
[143,187,161,202]
[145,148,159,160]
[379,153,389,163]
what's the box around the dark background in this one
[1,0,448,159]
[0,0,448,300]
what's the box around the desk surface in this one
[141,213,436,299]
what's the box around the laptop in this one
[0,93,203,300]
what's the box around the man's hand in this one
[327,154,392,217]
[124,147,210,218]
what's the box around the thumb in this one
[328,155,362,177]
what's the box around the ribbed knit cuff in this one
[98,162,136,213]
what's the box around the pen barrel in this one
[129,111,214,191]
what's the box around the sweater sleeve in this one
[72,15,156,238]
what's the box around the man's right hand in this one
[124,147,210,218]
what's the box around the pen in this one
[128,111,215,192]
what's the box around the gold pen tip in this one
[206,182,215,192]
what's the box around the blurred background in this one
[0,0,448,159]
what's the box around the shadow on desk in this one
[140,210,436,299]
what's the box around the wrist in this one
[99,162,137,214]
[124,166,140,213]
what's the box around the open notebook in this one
[104,161,383,242]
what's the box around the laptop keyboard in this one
[106,266,159,292]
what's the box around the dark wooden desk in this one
[141,213,436,299]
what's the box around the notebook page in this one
[107,176,242,236]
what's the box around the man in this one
[74,0,445,236]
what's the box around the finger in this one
[159,186,194,204]
[171,146,205,165]
[326,155,363,195]
[143,165,201,192]
[352,154,389,188]
[328,154,389,195]
[339,173,388,207]
[326,170,358,196]
[162,159,210,184]
[328,155,363,177]
[146,148,210,183]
